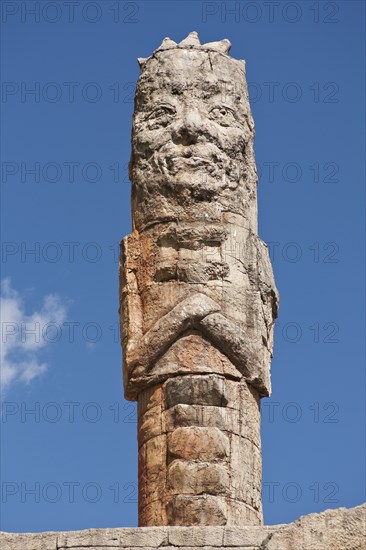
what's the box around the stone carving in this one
[120,32,279,526]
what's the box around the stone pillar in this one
[119,32,278,527]
[137,375,262,526]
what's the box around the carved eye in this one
[147,105,176,129]
[210,106,237,127]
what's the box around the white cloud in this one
[0,278,67,394]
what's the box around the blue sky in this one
[1,0,365,533]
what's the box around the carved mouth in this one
[166,155,220,175]
[172,155,212,165]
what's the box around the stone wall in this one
[1,504,365,549]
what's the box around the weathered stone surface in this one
[139,500,168,527]
[167,495,228,526]
[230,435,262,511]
[2,504,364,548]
[167,525,226,547]
[137,384,163,418]
[164,404,229,431]
[152,335,242,380]
[168,427,229,461]
[167,461,229,495]
[119,31,278,525]
[165,375,227,408]
[139,435,167,506]
[58,527,168,548]
[263,504,366,550]
[0,531,58,550]
[138,403,163,447]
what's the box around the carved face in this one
[131,49,253,202]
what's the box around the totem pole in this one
[119,32,278,527]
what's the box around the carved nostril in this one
[172,126,198,146]
[181,129,197,146]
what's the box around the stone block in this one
[168,460,229,495]
[0,532,57,550]
[167,526,225,547]
[58,527,168,548]
[168,427,229,461]
[164,404,230,432]
[167,495,228,526]
[165,376,227,409]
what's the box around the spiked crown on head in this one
[137,31,232,69]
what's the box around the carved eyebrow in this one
[209,104,236,112]
[150,103,176,112]
[144,103,176,119]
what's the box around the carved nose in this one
[172,111,202,145]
